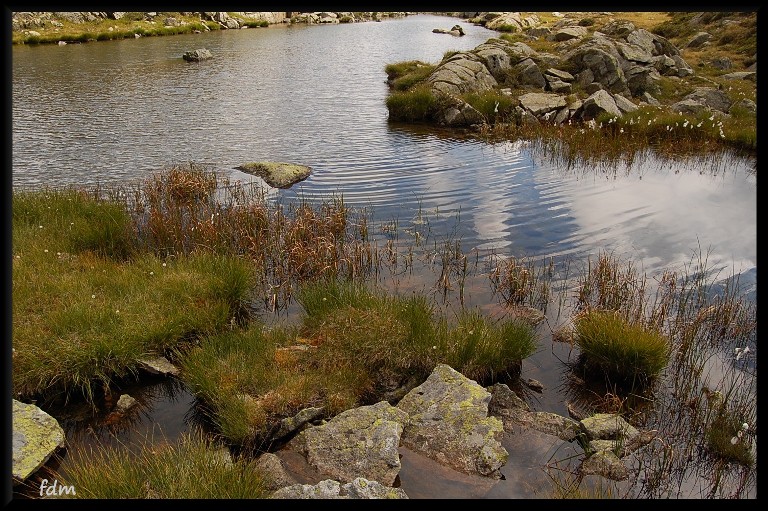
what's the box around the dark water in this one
[12,14,756,499]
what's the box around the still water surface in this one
[12,14,756,499]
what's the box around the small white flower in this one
[115,310,120,313]
[323,297,327,301]
[620,128,624,133]
[742,423,749,430]
[432,345,437,350]
[39,225,43,229]
[708,115,715,121]
[149,271,154,275]
[696,121,702,127]
[91,294,96,299]
[162,263,167,267]
[731,436,739,445]
[44,249,48,253]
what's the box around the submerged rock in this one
[12,400,66,485]
[235,161,312,189]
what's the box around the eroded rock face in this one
[397,364,508,478]
[12,400,66,485]
[293,401,408,486]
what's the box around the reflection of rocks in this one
[12,400,66,485]
[487,385,656,481]
[397,364,508,479]
[271,478,408,499]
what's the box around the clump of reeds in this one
[489,254,554,311]
[573,309,669,387]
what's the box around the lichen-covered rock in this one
[12,400,66,484]
[274,406,324,440]
[580,413,639,442]
[235,161,312,189]
[271,478,409,499]
[293,401,407,485]
[397,364,508,478]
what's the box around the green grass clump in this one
[13,189,134,259]
[12,189,255,402]
[496,24,519,33]
[241,20,270,28]
[60,433,270,499]
[386,84,438,122]
[461,91,515,123]
[574,310,669,387]
[298,280,537,383]
[384,60,436,91]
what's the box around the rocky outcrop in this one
[389,18,703,128]
[271,478,408,499]
[235,162,312,189]
[397,364,508,479]
[12,400,66,485]
[291,401,407,486]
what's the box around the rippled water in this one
[12,13,756,499]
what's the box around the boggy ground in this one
[11,166,756,498]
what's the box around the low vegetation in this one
[58,433,271,499]
[181,279,537,447]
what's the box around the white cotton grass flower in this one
[162,262,167,267]
[742,423,750,431]
[91,294,96,299]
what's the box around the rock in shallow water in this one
[235,161,312,189]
